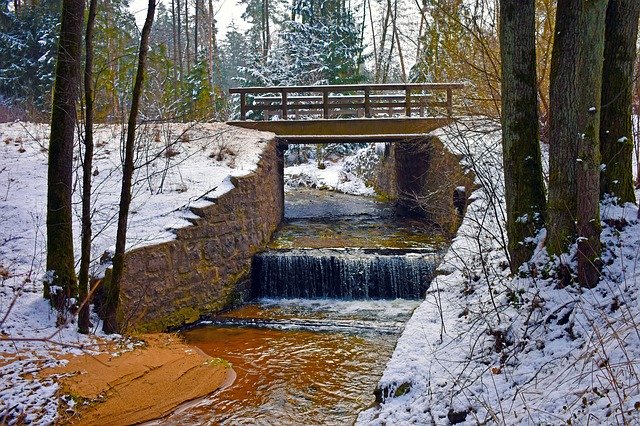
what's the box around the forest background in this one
[1,0,546,124]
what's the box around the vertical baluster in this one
[447,88,453,115]
[405,86,412,116]
[281,90,288,120]
[323,91,329,119]
[364,87,371,118]
[240,92,247,120]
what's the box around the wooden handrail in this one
[230,83,464,120]
[229,82,464,94]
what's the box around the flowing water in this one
[169,188,445,424]
[170,299,420,425]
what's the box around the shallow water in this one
[170,299,419,425]
[272,188,447,250]
[163,189,437,424]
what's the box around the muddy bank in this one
[41,334,234,425]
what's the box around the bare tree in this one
[599,0,640,204]
[546,0,579,256]
[103,0,157,333]
[45,0,84,313]
[78,0,98,334]
[499,0,547,272]
[575,0,607,288]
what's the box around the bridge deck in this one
[227,117,453,143]
[226,83,462,142]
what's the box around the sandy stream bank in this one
[40,333,234,425]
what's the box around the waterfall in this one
[252,248,441,300]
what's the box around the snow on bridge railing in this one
[229,83,465,121]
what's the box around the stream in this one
[167,188,445,424]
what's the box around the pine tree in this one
[0,3,58,113]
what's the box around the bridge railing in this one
[229,83,464,121]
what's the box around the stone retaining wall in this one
[111,139,284,332]
[375,136,475,236]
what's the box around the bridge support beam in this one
[227,117,454,139]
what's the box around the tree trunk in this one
[547,0,580,255]
[103,0,156,334]
[175,0,184,81]
[575,0,607,288]
[499,0,547,273]
[194,0,199,58]
[45,0,84,312]
[78,0,98,334]
[263,0,270,57]
[184,0,190,73]
[376,1,391,82]
[390,0,406,82]
[599,0,640,204]
[171,0,179,100]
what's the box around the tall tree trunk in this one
[599,0,640,204]
[547,0,580,255]
[185,0,190,73]
[499,0,547,273]
[390,0,406,82]
[575,0,607,288]
[208,0,221,88]
[45,0,84,312]
[175,0,184,81]
[367,0,378,76]
[78,0,98,334]
[103,0,156,334]
[207,0,213,85]
[376,1,391,82]
[171,0,179,101]
[264,0,270,56]
[194,0,199,58]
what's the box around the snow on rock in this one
[358,120,640,425]
[0,121,272,423]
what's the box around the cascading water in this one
[253,248,440,299]
[172,188,448,424]
[252,188,447,300]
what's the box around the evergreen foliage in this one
[241,0,365,87]
[0,4,58,114]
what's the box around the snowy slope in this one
[358,120,640,425]
[0,121,272,423]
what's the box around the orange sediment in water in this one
[40,333,234,425]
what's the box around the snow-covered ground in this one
[0,121,273,423]
[358,120,640,425]
[2,119,640,424]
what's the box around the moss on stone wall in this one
[106,138,284,333]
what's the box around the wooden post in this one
[240,92,247,120]
[405,87,412,116]
[446,88,453,115]
[281,90,288,120]
[323,91,329,119]
[364,87,371,118]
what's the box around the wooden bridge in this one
[227,83,464,143]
